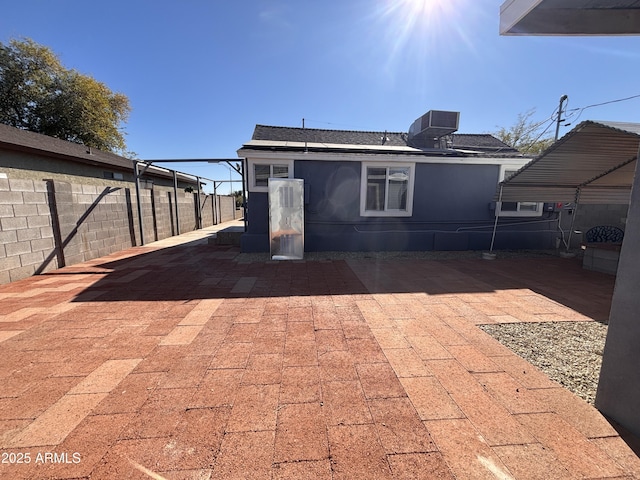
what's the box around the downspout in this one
[134,161,145,246]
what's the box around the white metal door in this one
[268,178,304,260]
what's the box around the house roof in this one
[499,120,640,204]
[247,125,520,156]
[0,123,197,184]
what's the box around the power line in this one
[568,93,640,112]
[564,93,640,126]
[522,117,556,151]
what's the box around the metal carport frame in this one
[492,121,640,252]
[490,120,640,435]
[133,158,245,246]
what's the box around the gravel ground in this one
[480,321,608,405]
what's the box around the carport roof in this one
[499,120,640,204]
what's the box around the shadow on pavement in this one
[62,241,615,323]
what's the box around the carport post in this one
[213,182,218,225]
[489,185,503,253]
[133,161,145,246]
[196,176,202,229]
[565,188,582,251]
[173,170,180,235]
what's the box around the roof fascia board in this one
[242,139,422,153]
[0,140,131,171]
[238,149,529,166]
[500,1,640,36]
[500,0,543,35]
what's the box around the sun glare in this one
[403,0,450,17]
[371,0,476,80]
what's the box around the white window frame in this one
[360,162,415,217]
[247,159,294,192]
[497,165,543,217]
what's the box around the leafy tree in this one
[232,189,244,208]
[0,38,131,154]
[493,109,555,155]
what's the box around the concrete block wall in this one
[201,195,214,227]
[177,192,198,234]
[218,195,236,223]
[575,203,628,232]
[560,204,629,248]
[0,176,228,284]
[57,182,138,265]
[0,177,57,284]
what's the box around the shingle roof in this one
[0,122,134,170]
[251,124,520,154]
[252,125,409,147]
[0,123,196,183]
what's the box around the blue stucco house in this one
[237,111,558,253]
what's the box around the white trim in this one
[497,164,543,217]
[359,162,415,217]
[238,148,530,166]
[247,158,294,192]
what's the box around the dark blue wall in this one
[240,160,557,252]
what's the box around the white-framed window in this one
[360,162,415,217]
[248,159,294,192]
[497,166,543,217]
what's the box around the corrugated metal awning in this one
[499,120,640,205]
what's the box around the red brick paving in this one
[0,225,638,479]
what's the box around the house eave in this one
[238,141,525,159]
[237,147,531,166]
[1,140,198,185]
[500,0,640,36]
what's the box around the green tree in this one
[0,38,131,154]
[493,109,555,155]
[232,189,244,208]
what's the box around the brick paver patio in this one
[1,222,639,479]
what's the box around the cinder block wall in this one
[201,195,214,227]
[560,204,629,248]
[0,176,226,284]
[177,192,197,234]
[0,177,56,284]
[218,195,236,223]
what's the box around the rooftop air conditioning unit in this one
[408,110,460,148]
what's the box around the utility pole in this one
[555,94,568,141]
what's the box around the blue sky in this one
[2,0,640,193]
